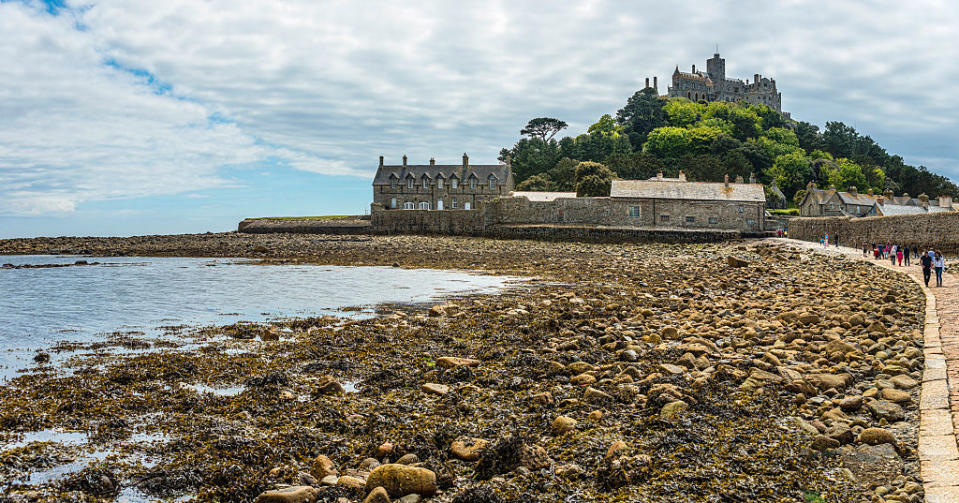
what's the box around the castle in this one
[654,52,783,112]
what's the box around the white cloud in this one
[2,0,957,218]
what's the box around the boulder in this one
[421,383,449,396]
[841,444,902,488]
[867,400,905,422]
[436,357,480,369]
[890,375,919,390]
[552,416,577,434]
[316,376,345,395]
[880,388,912,404]
[858,428,897,446]
[660,400,689,420]
[451,437,489,461]
[805,373,850,390]
[363,486,390,503]
[338,476,366,491]
[254,486,319,503]
[726,256,751,267]
[311,454,337,480]
[365,464,437,498]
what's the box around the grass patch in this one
[768,208,799,216]
[246,215,362,220]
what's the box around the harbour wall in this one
[789,213,959,252]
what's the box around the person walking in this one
[824,234,829,248]
[934,251,946,287]
[897,246,904,266]
[890,244,897,265]
[904,245,910,266]
[921,250,933,287]
[863,243,868,256]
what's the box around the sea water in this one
[0,255,519,379]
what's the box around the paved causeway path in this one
[774,239,959,502]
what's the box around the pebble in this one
[552,415,577,434]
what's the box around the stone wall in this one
[370,207,487,235]
[238,217,371,234]
[789,213,959,252]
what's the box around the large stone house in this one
[372,154,513,211]
[608,172,767,231]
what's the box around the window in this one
[437,199,444,210]
[422,178,429,189]
[403,201,414,210]
[660,214,670,223]
[628,206,641,218]
[451,178,458,189]
[407,178,414,189]
[737,205,744,213]
[746,219,756,226]
[464,201,471,210]
[469,177,476,190]
[418,201,430,210]
[437,178,444,189]
[390,198,397,209]
[708,217,719,225]
[489,177,496,190]
[685,216,695,223]
[451,197,458,209]
[390,178,397,189]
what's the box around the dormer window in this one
[451,178,458,189]
[390,176,397,190]
[407,177,414,189]
[469,177,476,190]
[422,177,429,189]
[488,176,496,190]
[437,178,444,189]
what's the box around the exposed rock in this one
[364,486,391,503]
[436,356,480,369]
[890,375,919,390]
[726,256,751,267]
[552,416,577,434]
[338,476,366,491]
[451,437,489,461]
[858,428,897,446]
[421,383,449,396]
[841,444,903,488]
[660,400,689,420]
[365,464,437,498]
[253,486,319,503]
[311,454,337,480]
[315,375,345,395]
[867,400,905,422]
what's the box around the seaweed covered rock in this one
[474,435,551,480]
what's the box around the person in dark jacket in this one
[921,251,933,287]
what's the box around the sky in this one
[1,0,957,237]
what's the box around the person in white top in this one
[933,251,946,287]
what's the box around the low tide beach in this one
[0,233,929,502]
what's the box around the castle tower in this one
[706,53,725,83]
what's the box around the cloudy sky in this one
[1,0,957,237]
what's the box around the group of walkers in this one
[863,243,948,287]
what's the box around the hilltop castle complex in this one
[649,52,783,112]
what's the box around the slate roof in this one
[805,188,837,204]
[373,164,511,186]
[837,192,877,206]
[610,179,765,202]
[876,204,927,216]
[509,191,577,202]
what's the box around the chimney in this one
[462,152,469,167]
[919,193,930,209]
[656,171,663,180]
[429,157,435,166]
[645,77,650,88]
[878,197,884,206]
[724,174,729,188]
[678,170,686,182]
[402,154,408,167]
[867,188,874,196]
[848,186,857,195]
[884,189,894,199]
[505,154,512,168]
[379,155,384,167]
[749,172,756,184]
[735,175,744,184]
[754,73,759,84]
[692,64,696,73]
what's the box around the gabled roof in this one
[610,179,765,202]
[373,164,510,186]
[876,204,926,216]
[805,188,838,205]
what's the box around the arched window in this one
[403,201,414,210]
[418,201,430,210]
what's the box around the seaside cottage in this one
[372,154,514,211]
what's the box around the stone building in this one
[372,154,513,211]
[665,53,782,112]
[798,185,878,217]
[608,172,767,231]
[799,185,955,217]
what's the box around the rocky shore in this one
[0,234,927,502]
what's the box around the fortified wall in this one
[789,213,959,253]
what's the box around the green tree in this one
[762,127,799,147]
[643,126,691,159]
[515,173,556,191]
[547,157,578,191]
[765,151,811,199]
[677,154,723,182]
[616,87,667,150]
[574,161,614,197]
[688,126,725,154]
[826,158,868,191]
[663,99,702,127]
[587,114,624,137]
[605,152,663,180]
[499,137,561,184]
[520,117,568,142]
